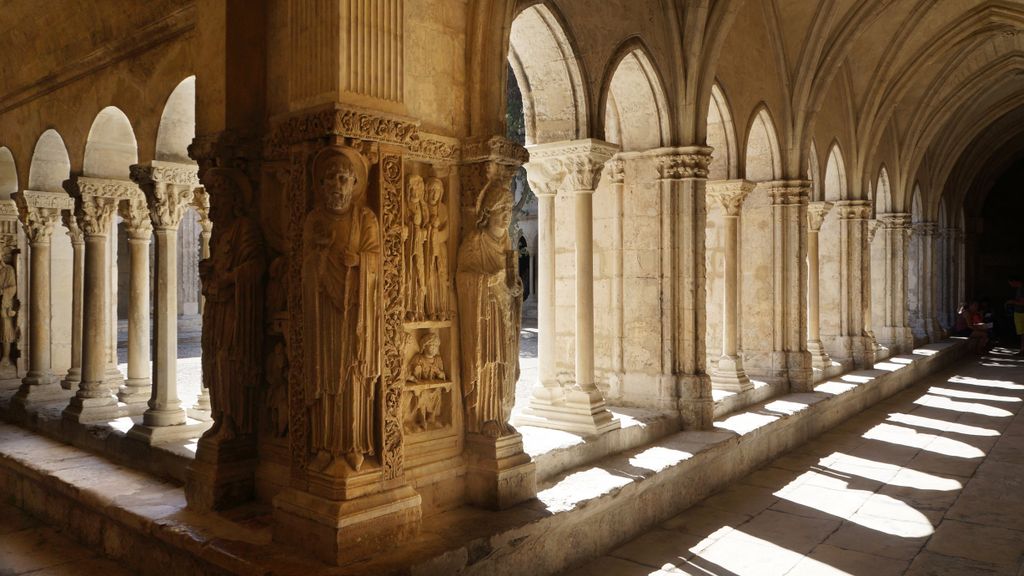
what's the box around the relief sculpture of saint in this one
[457,164,522,438]
[301,146,382,473]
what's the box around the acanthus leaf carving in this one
[807,201,834,232]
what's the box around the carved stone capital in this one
[75,176,142,201]
[526,139,619,192]
[764,180,811,206]
[914,221,939,237]
[807,201,834,231]
[192,187,213,234]
[835,199,872,220]
[878,212,912,230]
[867,219,881,243]
[61,211,84,245]
[132,160,200,188]
[523,160,564,197]
[605,157,626,185]
[13,190,72,243]
[462,135,530,166]
[649,146,714,180]
[119,196,153,239]
[706,179,755,216]
[74,194,118,238]
[0,199,18,219]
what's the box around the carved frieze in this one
[406,132,460,164]
[266,104,419,158]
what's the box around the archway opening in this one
[819,144,848,363]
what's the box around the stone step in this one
[0,341,964,576]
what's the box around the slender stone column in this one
[128,162,201,441]
[654,148,715,429]
[865,219,882,354]
[11,191,67,407]
[767,181,812,391]
[60,212,84,390]
[806,201,833,370]
[117,196,152,409]
[915,222,942,342]
[836,200,874,368]
[191,187,212,417]
[707,180,754,392]
[514,139,619,436]
[607,158,626,395]
[515,160,565,427]
[877,213,913,352]
[63,193,120,422]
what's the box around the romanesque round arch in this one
[0,147,17,199]
[28,130,71,193]
[155,76,197,163]
[83,106,139,180]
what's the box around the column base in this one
[273,484,422,566]
[676,373,714,430]
[513,387,619,436]
[851,336,877,369]
[186,434,257,511]
[780,350,813,393]
[142,407,187,428]
[464,432,537,510]
[191,388,212,421]
[710,355,752,392]
[62,394,119,423]
[11,381,67,409]
[104,365,125,391]
[60,368,81,391]
[117,378,151,413]
[127,419,211,445]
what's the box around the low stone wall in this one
[0,340,964,576]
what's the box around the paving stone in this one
[925,519,1024,573]
[787,544,910,576]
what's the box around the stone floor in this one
[0,502,134,576]
[566,349,1024,576]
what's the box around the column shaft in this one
[574,190,595,391]
[63,236,84,389]
[119,232,151,404]
[537,192,556,388]
[26,239,52,385]
[145,227,186,426]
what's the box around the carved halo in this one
[312,145,369,202]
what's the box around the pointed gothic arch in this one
[744,105,782,182]
[601,42,669,151]
[707,83,738,180]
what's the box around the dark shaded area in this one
[974,157,1024,337]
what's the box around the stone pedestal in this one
[807,201,833,370]
[273,485,422,566]
[707,180,754,392]
[186,435,257,511]
[465,433,537,510]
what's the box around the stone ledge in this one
[0,388,198,484]
[0,340,963,576]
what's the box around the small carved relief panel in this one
[402,329,452,436]
[404,170,452,322]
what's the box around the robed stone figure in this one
[302,146,382,473]
[200,168,266,440]
[457,164,523,438]
[0,257,16,366]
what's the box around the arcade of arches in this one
[0,1,1022,575]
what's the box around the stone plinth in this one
[465,432,537,510]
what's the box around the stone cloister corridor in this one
[1,0,1023,575]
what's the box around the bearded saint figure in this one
[302,146,381,473]
[457,163,523,438]
[0,255,16,365]
[199,168,266,440]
